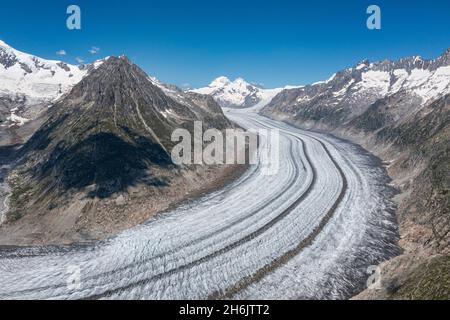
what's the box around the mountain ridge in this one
[262,47,450,126]
[0,40,106,142]
[0,53,241,245]
[261,48,450,300]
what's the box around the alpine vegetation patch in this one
[171,121,280,175]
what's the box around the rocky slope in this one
[191,76,297,109]
[262,48,450,299]
[0,55,242,245]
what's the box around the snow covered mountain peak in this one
[190,76,258,108]
[209,76,232,87]
[233,77,250,85]
[191,76,299,109]
[0,40,11,49]
[207,76,254,90]
[0,40,105,128]
[0,40,16,51]
[0,40,105,101]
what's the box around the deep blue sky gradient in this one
[0,0,449,88]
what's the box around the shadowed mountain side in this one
[12,56,233,198]
[34,132,172,199]
[0,55,242,244]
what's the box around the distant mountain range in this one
[261,49,450,128]
[191,49,450,115]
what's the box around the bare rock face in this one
[1,55,234,243]
[262,49,450,299]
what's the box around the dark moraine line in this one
[208,127,348,299]
[0,118,285,263]
[0,120,346,301]
[82,133,319,299]
[1,119,303,297]
[0,132,304,299]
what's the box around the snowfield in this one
[0,108,398,300]
[0,40,88,100]
[0,40,105,127]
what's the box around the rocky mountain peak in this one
[0,41,17,68]
[353,59,370,70]
[118,54,132,63]
[15,54,230,200]
[433,47,450,68]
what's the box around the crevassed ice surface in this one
[0,108,398,300]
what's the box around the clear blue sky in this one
[1,0,449,88]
